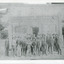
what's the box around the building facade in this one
[0,3,64,49]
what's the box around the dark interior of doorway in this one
[32,27,39,37]
[62,27,64,39]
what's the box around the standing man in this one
[5,38,9,56]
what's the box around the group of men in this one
[5,34,62,57]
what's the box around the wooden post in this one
[57,14,63,47]
[8,21,13,56]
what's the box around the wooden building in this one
[1,3,64,49]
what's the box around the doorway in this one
[32,27,39,37]
[62,27,64,40]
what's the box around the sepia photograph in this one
[0,3,64,60]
